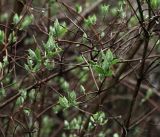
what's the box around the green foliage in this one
[129,16,138,27]
[98,132,106,137]
[43,32,62,58]
[117,1,126,18]
[20,15,34,29]
[141,88,153,104]
[16,89,27,106]
[75,4,82,13]
[0,30,5,44]
[28,89,36,102]
[67,91,77,106]
[100,4,110,14]
[25,48,42,72]
[53,104,62,113]
[58,96,70,109]
[13,14,34,29]
[58,77,70,92]
[90,49,118,77]
[44,59,54,70]
[84,14,97,27]
[151,0,160,8]
[110,8,118,16]
[90,111,108,126]
[8,31,17,43]
[80,85,86,94]
[1,1,159,136]
[1,56,9,67]
[58,91,78,110]
[64,116,82,130]
[16,96,25,106]
[0,88,5,100]
[82,32,88,42]
[50,19,68,37]
[113,133,119,137]
[0,13,9,22]
[41,116,54,136]
[13,13,20,24]
[23,108,31,116]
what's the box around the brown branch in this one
[121,31,150,136]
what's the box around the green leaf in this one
[0,88,5,97]
[151,0,160,8]
[24,64,30,72]
[110,8,118,16]
[44,59,54,70]
[28,49,37,60]
[80,85,86,94]
[20,15,34,29]
[64,116,82,130]
[19,89,27,99]
[50,19,67,37]
[113,133,119,137]
[28,89,36,101]
[8,31,17,43]
[112,59,119,65]
[105,69,112,77]
[94,65,105,75]
[16,96,25,106]
[100,4,110,14]
[23,108,31,116]
[58,96,69,109]
[3,56,9,66]
[68,91,77,106]
[0,62,2,69]
[84,15,97,27]
[44,33,62,58]
[105,49,113,61]
[13,13,20,24]
[75,4,82,13]
[34,48,42,62]
[141,88,153,104]
[53,105,62,114]
[89,60,97,65]
[64,120,70,129]
[91,111,108,126]
[102,60,109,71]
[59,78,70,92]
[0,30,4,44]
[41,116,53,135]
[25,48,42,72]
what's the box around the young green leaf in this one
[94,65,105,75]
[80,85,86,94]
[0,88,5,98]
[50,19,67,37]
[0,30,4,44]
[91,111,108,126]
[23,108,31,116]
[67,91,77,106]
[20,15,34,29]
[16,96,25,106]
[100,4,110,14]
[58,96,70,109]
[13,13,20,24]
[44,32,62,58]
[84,15,97,27]
[75,4,82,13]
[44,59,54,70]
